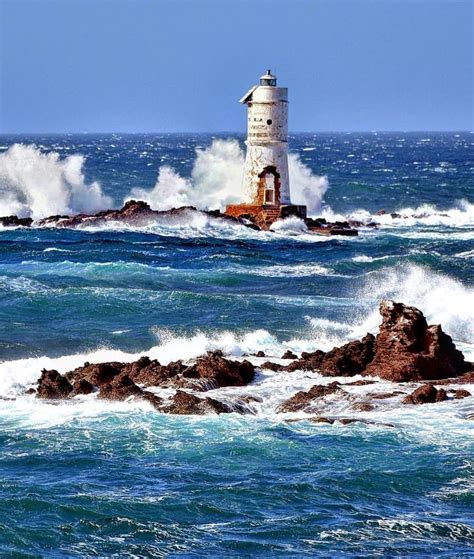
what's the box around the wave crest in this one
[0,144,112,219]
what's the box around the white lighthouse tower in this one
[226,70,306,228]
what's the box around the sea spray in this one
[126,139,328,214]
[0,144,112,219]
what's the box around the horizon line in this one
[0,130,472,136]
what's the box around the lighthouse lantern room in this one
[225,70,307,229]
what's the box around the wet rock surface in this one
[31,301,472,417]
[35,351,254,414]
[278,382,342,413]
[3,200,362,235]
[363,301,469,382]
[264,301,471,383]
[403,384,448,405]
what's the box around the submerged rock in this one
[452,389,471,399]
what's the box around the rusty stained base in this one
[225,204,307,230]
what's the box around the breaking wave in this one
[322,199,474,228]
[0,144,112,219]
[2,264,472,400]
[127,139,329,215]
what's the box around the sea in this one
[0,132,473,557]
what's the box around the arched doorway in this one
[258,166,280,206]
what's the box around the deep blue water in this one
[0,133,473,557]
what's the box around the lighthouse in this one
[225,70,306,228]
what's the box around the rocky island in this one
[0,200,361,235]
[27,301,472,420]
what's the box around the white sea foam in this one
[322,199,474,228]
[126,139,328,216]
[353,264,474,345]
[0,144,112,219]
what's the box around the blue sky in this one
[1,0,472,132]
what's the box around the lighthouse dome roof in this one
[260,70,277,86]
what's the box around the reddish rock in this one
[403,384,448,405]
[34,351,255,414]
[278,382,341,413]
[36,369,73,399]
[281,350,298,360]
[285,350,326,372]
[283,335,374,376]
[97,374,144,401]
[364,301,469,382]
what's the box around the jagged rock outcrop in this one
[271,334,375,377]
[265,301,470,383]
[3,200,361,235]
[37,369,73,399]
[363,301,469,382]
[35,351,255,414]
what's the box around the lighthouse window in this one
[267,119,272,125]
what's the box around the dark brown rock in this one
[403,384,448,405]
[0,216,33,227]
[285,350,326,372]
[72,379,95,396]
[364,301,469,382]
[66,362,122,385]
[320,334,375,376]
[183,352,255,390]
[36,369,73,399]
[284,335,375,376]
[161,390,231,415]
[278,382,341,413]
[98,374,144,401]
[309,417,335,424]
[281,350,298,360]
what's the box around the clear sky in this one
[0,0,472,133]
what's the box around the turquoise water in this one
[0,133,473,556]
